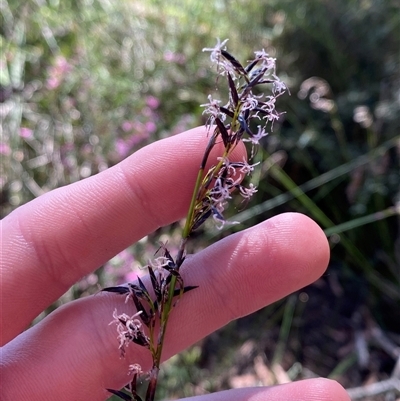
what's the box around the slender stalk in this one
[145,366,159,401]
[182,130,218,239]
[182,168,206,240]
[144,273,178,401]
[143,133,232,401]
[143,125,243,401]
[105,40,287,401]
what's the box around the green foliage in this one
[1,0,399,397]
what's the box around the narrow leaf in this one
[245,58,259,74]
[215,117,230,147]
[239,69,266,101]
[238,114,254,136]
[106,389,132,401]
[244,69,265,92]
[221,49,246,75]
[132,330,151,348]
[130,290,151,326]
[131,377,143,401]
[102,286,129,295]
[227,73,239,107]
[219,106,234,118]
[137,276,150,297]
[192,208,212,231]
[148,266,162,303]
[173,285,198,296]
[161,249,176,271]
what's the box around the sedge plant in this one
[103,39,287,401]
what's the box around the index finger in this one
[1,127,246,345]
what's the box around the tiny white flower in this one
[243,125,268,145]
[272,76,287,95]
[148,256,169,269]
[237,160,260,175]
[261,96,276,113]
[110,309,145,353]
[218,59,238,78]
[210,177,232,202]
[241,92,262,111]
[242,126,269,158]
[200,95,225,127]
[148,256,172,280]
[128,363,143,376]
[253,50,276,73]
[239,183,258,199]
[254,49,270,59]
[202,38,229,63]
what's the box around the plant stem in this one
[144,273,177,401]
[145,366,159,401]
[144,113,239,401]
[182,130,218,239]
[143,129,225,401]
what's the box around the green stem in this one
[144,274,177,401]
[183,168,205,239]
[143,123,238,401]
[182,130,218,239]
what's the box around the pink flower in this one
[19,127,33,138]
[60,142,75,153]
[46,77,61,90]
[121,121,134,132]
[163,50,186,64]
[141,106,153,118]
[145,121,156,134]
[129,132,150,147]
[46,56,72,90]
[80,144,92,155]
[0,142,11,155]
[115,138,131,159]
[145,96,160,109]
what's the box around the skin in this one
[1,127,350,401]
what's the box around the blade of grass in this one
[324,206,399,236]
[266,163,400,300]
[272,295,297,367]
[328,352,358,380]
[231,135,399,225]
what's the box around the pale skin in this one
[1,127,350,401]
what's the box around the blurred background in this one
[1,0,399,399]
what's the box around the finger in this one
[1,127,246,344]
[2,213,330,401]
[183,379,350,401]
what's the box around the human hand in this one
[1,127,350,401]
